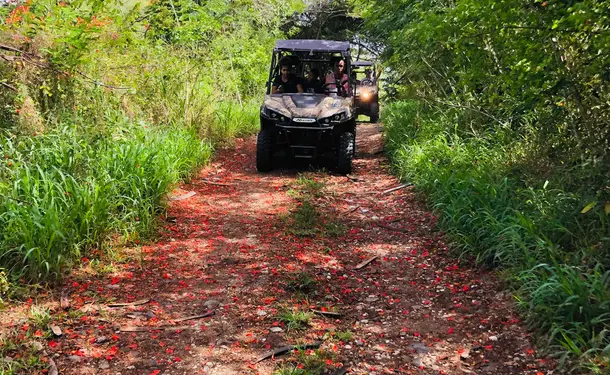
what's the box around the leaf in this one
[605,202,610,215]
[580,201,596,214]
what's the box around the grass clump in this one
[278,309,314,331]
[295,174,324,196]
[285,271,317,293]
[0,122,211,281]
[286,200,321,237]
[28,306,51,329]
[274,348,336,375]
[334,330,353,342]
[284,176,345,238]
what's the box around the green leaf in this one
[605,202,610,215]
[580,201,596,214]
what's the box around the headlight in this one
[361,91,371,100]
[319,112,346,125]
[331,112,346,123]
[262,107,289,122]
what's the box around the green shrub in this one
[384,101,610,370]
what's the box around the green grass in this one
[383,100,610,372]
[334,330,353,342]
[209,101,260,144]
[278,309,314,331]
[28,306,51,329]
[273,348,335,375]
[295,174,324,196]
[285,272,317,293]
[286,200,321,237]
[0,120,212,282]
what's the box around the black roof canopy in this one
[352,61,375,67]
[274,39,351,53]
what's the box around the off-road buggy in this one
[256,39,357,174]
[352,60,380,122]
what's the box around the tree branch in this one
[0,81,17,91]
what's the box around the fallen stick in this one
[354,256,378,270]
[172,310,215,322]
[169,191,197,201]
[347,206,360,213]
[381,183,412,195]
[255,341,322,363]
[202,179,233,187]
[164,325,194,332]
[376,223,408,233]
[120,326,158,332]
[108,299,150,308]
[311,310,342,318]
[328,366,350,375]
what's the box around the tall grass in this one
[384,101,610,371]
[0,119,211,281]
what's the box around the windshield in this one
[266,50,352,97]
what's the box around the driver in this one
[272,59,303,94]
[361,68,374,85]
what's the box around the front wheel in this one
[369,102,380,123]
[337,132,354,175]
[256,129,273,172]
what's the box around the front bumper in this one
[261,115,350,159]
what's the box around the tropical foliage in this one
[0,0,302,281]
[357,0,610,371]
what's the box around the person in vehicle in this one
[272,60,303,94]
[335,59,349,94]
[304,68,323,93]
[324,59,349,95]
[361,68,375,85]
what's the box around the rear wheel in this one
[337,132,354,175]
[369,102,380,123]
[256,129,273,172]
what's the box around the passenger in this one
[334,59,349,94]
[272,61,303,94]
[304,68,323,94]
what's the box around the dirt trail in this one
[1,123,550,375]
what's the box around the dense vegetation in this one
[356,0,610,371]
[0,0,301,283]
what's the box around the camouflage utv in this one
[256,39,356,174]
[353,60,380,122]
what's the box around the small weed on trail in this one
[285,271,317,293]
[28,306,51,329]
[286,200,320,237]
[278,309,314,331]
[274,348,336,375]
[296,173,324,196]
[285,176,346,238]
[333,330,353,342]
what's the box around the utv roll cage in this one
[266,39,353,96]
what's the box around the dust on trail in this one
[1,123,549,375]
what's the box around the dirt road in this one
[1,123,550,375]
